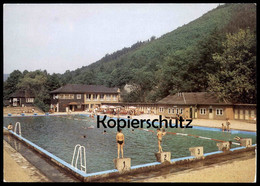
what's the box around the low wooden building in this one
[233,104,256,121]
[156,92,234,120]
[103,92,256,121]
[156,92,256,121]
[9,90,35,107]
[50,84,120,112]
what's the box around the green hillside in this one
[58,3,256,103]
[4,3,256,111]
[61,4,234,85]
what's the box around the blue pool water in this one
[4,115,256,174]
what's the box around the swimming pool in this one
[3,114,256,174]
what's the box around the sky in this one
[4,3,220,75]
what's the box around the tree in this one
[186,29,225,91]
[3,70,23,100]
[16,70,50,111]
[17,70,47,92]
[150,36,156,41]
[207,28,256,103]
[46,73,62,92]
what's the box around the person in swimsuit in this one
[226,119,231,132]
[157,128,166,153]
[7,123,13,131]
[116,129,125,158]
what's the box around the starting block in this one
[155,152,171,163]
[189,146,204,158]
[217,141,231,151]
[240,138,252,147]
[113,158,131,173]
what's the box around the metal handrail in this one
[14,122,22,136]
[71,144,87,173]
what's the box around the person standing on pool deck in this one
[226,119,231,132]
[157,128,166,153]
[221,123,226,132]
[116,129,125,158]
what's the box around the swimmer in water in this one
[116,129,125,158]
[103,130,107,134]
[82,135,86,138]
[88,125,94,129]
[234,136,242,141]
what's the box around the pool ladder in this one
[14,122,22,136]
[71,144,87,173]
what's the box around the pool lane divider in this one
[136,127,240,146]
[3,127,256,182]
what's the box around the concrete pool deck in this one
[140,155,256,182]
[3,112,257,182]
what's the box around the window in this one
[159,107,164,112]
[100,94,104,101]
[172,108,174,114]
[168,108,171,114]
[26,98,34,103]
[176,108,179,114]
[250,110,255,118]
[59,94,64,99]
[93,94,97,101]
[200,108,206,115]
[180,108,183,114]
[86,94,91,100]
[68,94,74,99]
[59,94,74,99]
[77,94,81,99]
[216,108,223,116]
[106,94,111,101]
[113,95,117,101]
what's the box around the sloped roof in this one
[157,92,232,105]
[50,84,119,94]
[10,90,35,98]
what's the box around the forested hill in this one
[4,3,256,112]
[60,4,234,86]
[57,3,256,104]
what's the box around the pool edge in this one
[3,127,256,182]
